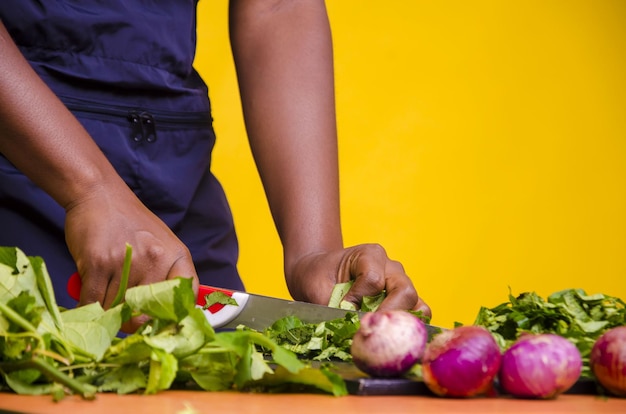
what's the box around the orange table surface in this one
[0,391,625,414]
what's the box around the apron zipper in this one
[60,96,212,143]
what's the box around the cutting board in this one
[327,361,432,396]
[327,362,601,396]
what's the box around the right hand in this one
[64,183,198,332]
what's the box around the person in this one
[0,1,430,331]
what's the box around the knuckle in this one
[360,243,387,258]
[80,250,114,272]
[387,259,405,274]
[405,285,419,304]
[144,243,166,262]
[359,269,386,292]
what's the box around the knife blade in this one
[66,272,443,335]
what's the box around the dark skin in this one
[0,0,431,331]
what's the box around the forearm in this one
[0,22,125,210]
[229,1,343,279]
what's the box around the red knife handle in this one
[67,272,82,301]
[197,285,235,313]
[66,272,248,328]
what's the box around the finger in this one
[366,254,420,311]
[166,254,199,297]
[79,268,128,310]
[413,296,433,319]
[77,266,117,308]
[340,244,387,308]
[119,254,197,334]
[376,268,419,311]
[75,246,129,308]
[120,314,151,334]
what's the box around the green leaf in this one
[360,291,385,312]
[242,364,348,396]
[145,348,178,394]
[0,247,63,338]
[202,291,238,309]
[327,282,353,308]
[179,349,237,391]
[209,330,307,390]
[1,335,32,360]
[60,302,128,360]
[102,334,153,365]
[62,322,113,361]
[3,372,60,396]
[0,247,19,273]
[124,277,195,323]
[31,255,65,333]
[143,308,215,358]
[338,300,357,311]
[4,291,44,333]
[96,365,147,394]
[249,348,274,380]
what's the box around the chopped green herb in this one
[257,312,360,362]
[471,287,626,378]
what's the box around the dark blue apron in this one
[0,0,244,308]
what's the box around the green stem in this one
[110,243,133,308]
[0,301,39,333]
[0,357,96,400]
[33,358,96,399]
[57,362,120,372]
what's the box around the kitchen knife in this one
[66,272,443,335]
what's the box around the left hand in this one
[286,243,432,317]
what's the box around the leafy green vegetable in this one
[258,312,360,362]
[327,280,385,312]
[124,277,196,323]
[472,287,626,378]
[202,291,238,309]
[242,364,347,395]
[361,291,386,312]
[0,246,348,400]
[0,247,97,398]
[327,282,356,310]
[59,299,130,364]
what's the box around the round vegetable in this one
[499,333,582,399]
[422,325,501,397]
[590,326,626,397]
[350,310,428,377]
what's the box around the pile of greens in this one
[253,281,432,363]
[472,288,626,377]
[257,313,360,362]
[237,281,366,362]
[0,246,347,400]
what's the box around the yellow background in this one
[195,0,626,329]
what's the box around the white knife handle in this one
[198,290,250,328]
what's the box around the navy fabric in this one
[1,0,209,111]
[0,0,245,308]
